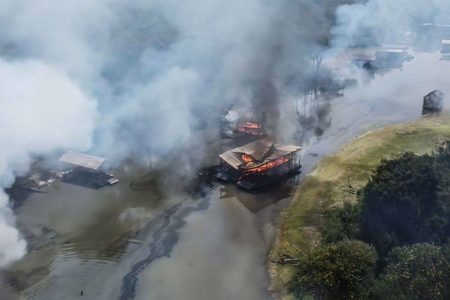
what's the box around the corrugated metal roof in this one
[219,138,301,170]
[60,151,106,171]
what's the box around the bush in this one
[290,240,377,300]
[374,244,450,300]
[288,143,450,299]
[322,201,361,243]
[359,147,450,256]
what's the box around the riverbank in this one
[269,114,450,299]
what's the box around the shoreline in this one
[267,115,450,299]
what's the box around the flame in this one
[236,121,263,136]
[242,154,255,166]
[244,156,290,174]
[242,121,261,129]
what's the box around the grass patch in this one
[269,115,450,299]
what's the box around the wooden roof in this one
[219,138,301,170]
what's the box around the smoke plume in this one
[331,0,450,51]
[5,0,444,267]
[0,0,323,266]
[0,59,96,266]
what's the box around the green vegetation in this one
[289,240,376,300]
[283,142,450,299]
[270,116,450,299]
[360,150,450,257]
[375,244,450,300]
[322,201,360,244]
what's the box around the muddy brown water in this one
[1,53,449,300]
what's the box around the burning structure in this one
[59,151,119,188]
[235,120,264,137]
[422,90,444,115]
[216,138,301,190]
[221,108,265,138]
[5,162,56,208]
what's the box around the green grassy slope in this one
[269,115,450,299]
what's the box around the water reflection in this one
[219,182,295,213]
[132,190,272,300]
[2,52,450,300]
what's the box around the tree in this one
[288,143,450,299]
[359,148,450,257]
[290,240,377,300]
[374,244,450,300]
[322,201,361,243]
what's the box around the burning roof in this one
[59,151,106,171]
[219,138,301,170]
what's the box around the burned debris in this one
[7,152,120,208]
[5,162,56,208]
[216,138,301,190]
[59,151,119,188]
[422,90,445,115]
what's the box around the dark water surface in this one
[1,53,449,300]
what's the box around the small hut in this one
[422,90,444,115]
[59,151,118,188]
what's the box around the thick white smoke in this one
[0,59,97,266]
[0,192,25,266]
[0,0,302,267]
[331,0,450,50]
[0,0,370,267]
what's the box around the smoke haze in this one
[1,0,449,269]
[0,0,323,267]
[0,59,96,266]
[332,0,450,50]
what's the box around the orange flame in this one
[244,156,290,174]
[236,121,264,136]
[242,154,255,166]
[242,121,261,129]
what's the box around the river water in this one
[1,52,449,300]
